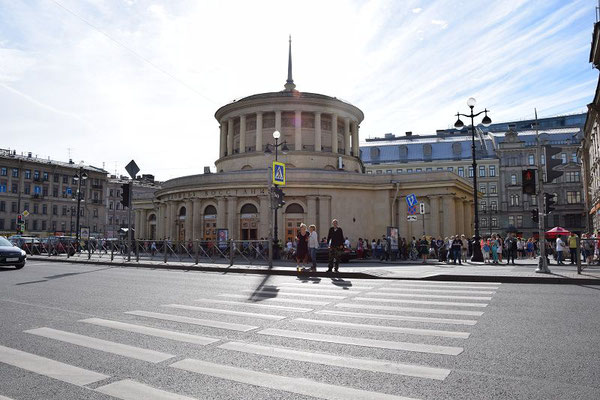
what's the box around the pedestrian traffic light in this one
[16,214,23,234]
[272,186,285,209]
[544,193,556,214]
[544,146,563,183]
[120,183,130,208]
[530,208,539,223]
[522,169,536,195]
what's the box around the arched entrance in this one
[148,214,157,240]
[240,203,258,240]
[203,205,217,241]
[177,206,186,241]
[284,203,305,245]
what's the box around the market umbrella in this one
[545,226,571,239]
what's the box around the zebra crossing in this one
[0,278,501,399]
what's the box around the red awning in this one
[545,226,571,238]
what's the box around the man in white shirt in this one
[308,225,319,271]
[555,236,565,265]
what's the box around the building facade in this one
[0,149,108,237]
[134,45,475,243]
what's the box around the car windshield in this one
[0,237,14,247]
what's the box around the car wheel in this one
[15,263,25,270]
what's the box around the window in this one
[510,174,517,185]
[62,206,67,216]
[32,220,38,230]
[11,183,18,193]
[53,174,59,183]
[116,203,120,210]
[489,166,496,177]
[0,201,4,212]
[42,186,48,196]
[508,216,515,226]
[571,153,578,163]
[386,169,392,174]
[407,169,413,173]
[566,191,581,204]
[93,208,98,217]
[25,169,31,179]
[0,167,6,176]
[109,217,113,225]
[541,154,545,165]
[458,167,464,177]
[11,202,17,213]
[491,201,498,211]
[42,220,47,230]
[397,169,403,173]
[42,204,47,215]
[109,201,113,210]
[376,170,382,174]
[109,189,114,197]
[53,187,58,197]
[416,168,422,172]
[468,167,474,177]
[0,182,5,192]
[479,166,486,177]
[62,175,68,184]
[517,215,523,227]
[12,168,18,178]
[43,172,49,181]
[490,185,497,194]
[565,171,580,183]
[510,195,520,206]
[0,219,3,230]
[426,168,432,172]
[24,185,30,195]
[447,167,454,172]
[491,217,498,227]
[437,167,443,171]
[561,153,567,164]
[52,205,57,215]
[480,201,486,211]
[366,170,372,174]
[481,218,488,227]
[479,185,486,194]
[33,170,40,180]
[24,203,29,212]
[528,154,535,165]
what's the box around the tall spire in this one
[284,35,296,91]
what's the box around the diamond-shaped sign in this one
[125,160,140,179]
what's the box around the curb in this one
[28,256,600,284]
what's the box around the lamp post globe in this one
[272,130,281,140]
[467,97,476,107]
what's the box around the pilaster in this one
[318,196,331,239]
[255,112,263,152]
[192,199,202,240]
[226,196,236,239]
[352,122,359,157]
[295,110,302,151]
[344,117,351,156]
[331,114,338,154]
[259,195,270,239]
[275,110,282,133]
[227,119,234,156]
[314,112,322,152]
[307,196,317,228]
[216,197,226,229]
[239,114,246,154]
[429,196,440,238]
[443,196,456,238]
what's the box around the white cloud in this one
[0,0,595,180]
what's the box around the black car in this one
[315,242,357,263]
[0,236,26,269]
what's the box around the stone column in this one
[275,110,282,133]
[352,122,359,157]
[239,114,246,154]
[314,112,322,152]
[307,196,317,228]
[192,199,201,240]
[255,112,263,152]
[318,196,331,239]
[184,200,193,241]
[134,210,140,239]
[219,123,226,158]
[226,196,236,239]
[344,117,351,156]
[331,114,338,154]
[465,201,473,236]
[158,203,166,239]
[227,118,234,156]
[455,198,464,235]
[139,210,146,239]
[295,110,302,151]
[259,195,270,239]
[429,196,440,238]
[216,197,226,229]
[443,196,456,238]
[398,197,408,239]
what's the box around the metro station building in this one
[134,45,474,243]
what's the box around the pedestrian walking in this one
[295,223,310,272]
[460,234,468,263]
[327,219,345,273]
[482,238,491,263]
[491,235,499,264]
[308,224,319,271]
[419,236,429,264]
[568,232,578,264]
[556,235,566,264]
[451,236,462,264]
[506,234,517,265]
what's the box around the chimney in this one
[405,131,412,137]
[204,166,211,174]
[27,152,32,158]
[69,159,74,164]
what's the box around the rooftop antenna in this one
[67,147,72,160]
[284,35,296,91]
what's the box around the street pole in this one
[75,168,83,245]
[273,137,279,243]
[534,109,551,273]
[127,180,132,262]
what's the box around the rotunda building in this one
[134,42,475,244]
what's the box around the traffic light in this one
[522,169,536,195]
[544,146,563,183]
[530,208,539,223]
[544,193,556,214]
[120,183,130,208]
[272,186,285,209]
[16,215,23,234]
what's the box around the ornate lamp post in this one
[264,130,289,244]
[73,166,88,246]
[454,97,492,262]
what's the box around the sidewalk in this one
[27,254,600,284]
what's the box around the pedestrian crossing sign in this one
[272,161,286,186]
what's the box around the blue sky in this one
[0,0,596,180]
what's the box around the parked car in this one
[8,236,43,254]
[0,236,26,269]
[46,236,78,256]
[315,242,357,263]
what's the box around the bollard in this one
[110,240,114,261]
[229,239,234,266]
[164,240,168,263]
[268,237,273,268]
[195,241,200,265]
[136,241,140,263]
[576,236,582,274]
[88,242,91,260]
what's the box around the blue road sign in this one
[406,194,418,208]
[66,187,72,195]
[272,161,286,186]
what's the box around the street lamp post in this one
[264,130,288,245]
[454,97,492,262]
[73,167,88,246]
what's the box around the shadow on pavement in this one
[15,266,114,286]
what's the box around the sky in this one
[0,0,597,180]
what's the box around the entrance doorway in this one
[148,214,156,240]
[284,203,305,245]
[203,205,217,241]
[240,203,258,240]
[177,206,186,241]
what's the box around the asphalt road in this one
[0,260,599,400]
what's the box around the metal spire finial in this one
[284,35,296,91]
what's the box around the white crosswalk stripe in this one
[221,293,330,306]
[315,309,478,326]
[125,310,258,332]
[293,318,470,339]
[96,379,198,400]
[0,395,14,400]
[25,327,174,363]
[374,287,496,295]
[194,298,313,312]
[218,341,450,380]
[162,304,286,321]
[80,318,220,345]
[254,285,364,294]
[353,297,488,308]
[335,303,485,316]
[171,358,420,400]
[239,289,346,299]
[279,282,374,290]
[258,328,463,355]
[389,282,500,289]
[365,292,493,301]
[0,344,109,385]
